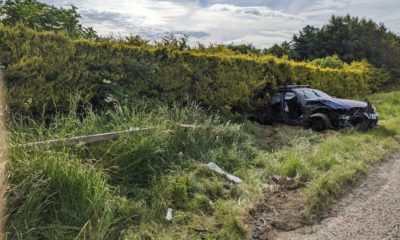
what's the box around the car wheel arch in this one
[310,112,332,131]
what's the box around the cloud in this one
[188,4,306,47]
[41,0,400,47]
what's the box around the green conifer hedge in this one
[0,25,388,116]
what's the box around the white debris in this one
[165,208,173,222]
[104,95,117,103]
[104,96,114,103]
[206,162,243,184]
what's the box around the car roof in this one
[292,88,312,91]
[277,85,311,91]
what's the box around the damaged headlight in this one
[338,115,351,120]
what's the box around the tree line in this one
[1,0,398,85]
[222,15,400,84]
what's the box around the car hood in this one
[320,98,368,110]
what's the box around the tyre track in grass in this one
[273,151,400,240]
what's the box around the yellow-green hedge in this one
[0,25,388,115]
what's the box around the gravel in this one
[273,151,400,240]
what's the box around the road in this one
[273,151,400,240]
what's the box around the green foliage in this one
[226,43,261,55]
[124,34,151,47]
[292,15,400,84]
[311,55,345,69]
[0,0,96,39]
[277,153,310,179]
[158,32,190,51]
[7,149,116,239]
[265,41,294,58]
[0,25,387,117]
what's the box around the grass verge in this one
[5,91,400,239]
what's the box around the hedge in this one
[0,25,388,116]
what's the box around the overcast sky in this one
[43,0,400,48]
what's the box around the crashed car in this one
[270,85,378,131]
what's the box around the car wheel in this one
[311,117,329,132]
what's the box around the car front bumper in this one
[337,111,379,129]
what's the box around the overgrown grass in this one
[6,91,400,239]
[7,101,257,239]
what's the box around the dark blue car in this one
[270,85,378,131]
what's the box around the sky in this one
[42,0,400,48]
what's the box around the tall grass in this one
[6,91,400,239]
[7,148,115,239]
[6,100,256,239]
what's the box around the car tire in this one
[311,116,330,132]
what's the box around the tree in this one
[125,34,150,47]
[311,55,345,69]
[291,15,400,82]
[265,41,294,58]
[0,0,96,39]
[158,32,190,51]
[226,43,261,55]
[292,25,325,60]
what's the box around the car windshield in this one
[295,88,332,100]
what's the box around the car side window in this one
[284,92,296,100]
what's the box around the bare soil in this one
[249,151,400,240]
[247,180,308,240]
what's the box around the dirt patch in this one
[247,183,308,240]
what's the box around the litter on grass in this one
[206,162,243,184]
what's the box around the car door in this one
[281,91,303,125]
[271,92,282,116]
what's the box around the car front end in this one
[330,100,378,130]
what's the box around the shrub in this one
[311,55,345,69]
[0,25,388,117]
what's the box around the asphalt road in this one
[273,151,400,240]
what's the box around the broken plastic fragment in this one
[166,208,173,221]
[206,162,243,184]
